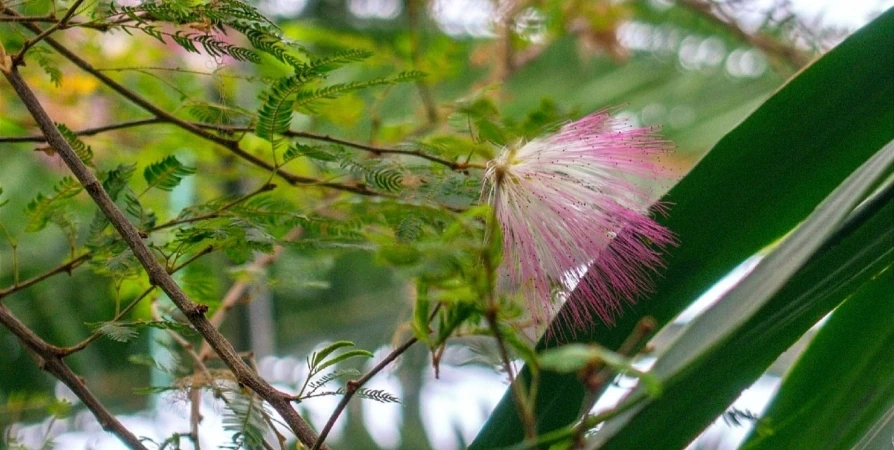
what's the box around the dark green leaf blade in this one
[142,155,196,192]
[740,270,894,450]
[590,143,894,448]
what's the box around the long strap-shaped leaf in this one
[470,8,894,447]
[739,258,894,450]
[588,140,894,448]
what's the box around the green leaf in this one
[364,168,403,192]
[472,9,894,447]
[307,368,362,393]
[222,392,269,450]
[102,163,137,201]
[46,399,72,419]
[55,123,94,167]
[311,340,356,368]
[169,32,260,63]
[239,25,304,67]
[24,177,83,232]
[256,76,304,148]
[282,143,338,163]
[314,349,374,373]
[127,353,179,374]
[590,142,894,449]
[296,49,373,76]
[340,388,400,403]
[336,152,404,193]
[133,385,180,396]
[143,155,196,192]
[188,101,252,125]
[378,243,421,266]
[540,344,630,374]
[30,45,63,87]
[740,271,894,450]
[456,97,509,145]
[0,185,8,208]
[92,321,139,343]
[127,319,194,335]
[294,71,425,114]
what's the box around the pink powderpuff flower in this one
[482,109,676,330]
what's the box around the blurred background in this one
[1,0,891,448]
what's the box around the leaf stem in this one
[310,302,442,450]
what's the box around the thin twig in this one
[0,304,149,449]
[310,302,443,450]
[676,0,809,70]
[2,66,326,450]
[0,181,268,304]
[148,295,216,450]
[310,337,418,450]
[150,183,276,232]
[485,305,537,440]
[508,391,652,450]
[498,1,519,83]
[59,246,214,356]
[61,286,156,356]
[508,317,659,449]
[573,317,657,446]
[197,227,303,361]
[189,227,303,448]
[283,129,483,170]
[0,14,115,30]
[481,216,537,439]
[0,14,56,23]
[0,253,89,301]
[0,119,484,170]
[12,0,86,65]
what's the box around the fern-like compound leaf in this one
[24,177,83,232]
[56,123,94,167]
[143,155,197,192]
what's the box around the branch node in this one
[187,303,210,317]
[0,42,12,74]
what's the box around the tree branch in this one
[282,129,483,170]
[149,182,276,232]
[0,253,89,301]
[58,245,214,357]
[0,118,164,143]
[310,336,419,450]
[12,0,86,65]
[1,66,326,450]
[0,304,148,449]
[196,227,302,361]
[676,0,810,69]
[1,119,485,170]
[0,14,57,23]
